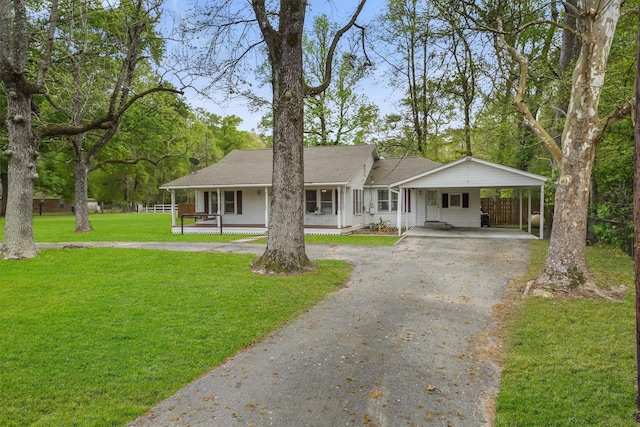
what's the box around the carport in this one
[392,157,547,238]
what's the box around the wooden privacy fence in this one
[481,198,551,225]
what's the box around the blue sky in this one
[158,0,397,133]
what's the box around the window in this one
[320,189,332,214]
[306,190,317,213]
[224,191,242,214]
[353,189,363,215]
[377,190,398,212]
[377,190,389,211]
[391,192,398,211]
[224,191,235,214]
[59,199,65,208]
[442,192,469,209]
[211,191,218,213]
[306,189,333,214]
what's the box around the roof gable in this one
[392,157,546,188]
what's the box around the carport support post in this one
[539,184,544,239]
[264,187,269,227]
[170,190,176,226]
[397,187,403,236]
[519,189,523,230]
[527,188,532,234]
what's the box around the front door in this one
[426,189,440,222]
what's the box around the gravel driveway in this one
[116,236,530,427]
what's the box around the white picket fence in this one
[139,204,172,213]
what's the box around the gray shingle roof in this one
[161,144,379,189]
[365,157,441,186]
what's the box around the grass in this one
[0,213,401,245]
[495,241,636,426]
[0,248,350,426]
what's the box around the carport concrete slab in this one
[403,226,538,239]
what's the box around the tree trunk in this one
[535,1,622,290]
[1,171,8,216]
[1,86,39,259]
[73,140,92,233]
[252,0,313,274]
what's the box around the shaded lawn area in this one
[496,241,636,426]
[0,248,350,427]
[0,213,400,246]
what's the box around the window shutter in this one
[462,193,469,208]
[442,193,449,208]
[406,189,411,213]
[236,191,243,214]
[335,189,339,215]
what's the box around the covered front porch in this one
[165,185,362,235]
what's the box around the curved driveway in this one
[81,236,529,427]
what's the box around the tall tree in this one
[375,0,453,157]
[495,0,633,293]
[250,0,366,273]
[0,0,180,258]
[0,0,59,259]
[49,0,176,231]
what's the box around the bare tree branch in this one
[89,146,189,172]
[305,0,367,97]
[36,0,59,88]
[35,86,183,140]
[496,18,563,162]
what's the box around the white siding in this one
[221,189,264,225]
[346,152,377,229]
[440,188,481,227]
[367,189,419,229]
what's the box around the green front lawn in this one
[0,213,400,245]
[496,241,636,426]
[0,248,350,426]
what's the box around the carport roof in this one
[390,156,547,188]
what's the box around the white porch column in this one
[539,184,544,239]
[337,187,342,230]
[216,187,222,232]
[518,189,523,230]
[170,189,176,226]
[527,188,532,234]
[264,187,269,227]
[397,187,403,236]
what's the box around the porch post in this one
[264,187,269,227]
[539,184,544,239]
[216,187,222,232]
[170,189,176,226]
[397,187,403,236]
[519,188,523,230]
[337,186,342,230]
[527,188,532,234]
